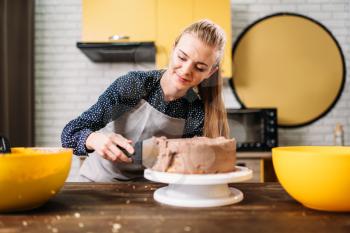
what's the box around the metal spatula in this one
[117,138,159,168]
[0,135,11,153]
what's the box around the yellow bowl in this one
[272,146,350,212]
[0,147,72,213]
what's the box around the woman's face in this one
[168,33,219,91]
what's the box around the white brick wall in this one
[35,0,349,180]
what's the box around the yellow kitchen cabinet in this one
[156,0,193,70]
[193,0,232,78]
[157,0,232,78]
[82,0,156,42]
[82,0,232,77]
[236,152,277,182]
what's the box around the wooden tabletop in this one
[0,182,349,233]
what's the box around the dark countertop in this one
[0,182,349,233]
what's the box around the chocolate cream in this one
[151,137,236,174]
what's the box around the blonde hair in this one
[174,19,229,138]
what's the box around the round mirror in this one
[231,13,346,127]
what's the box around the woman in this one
[61,19,229,182]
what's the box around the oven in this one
[226,108,278,151]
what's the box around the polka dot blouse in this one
[61,69,204,155]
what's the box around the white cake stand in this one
[144,166,252,208]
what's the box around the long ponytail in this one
[198,70,229,138]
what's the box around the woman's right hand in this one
[85,132,134,163]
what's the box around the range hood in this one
[76,42,156,63]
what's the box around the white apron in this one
[79,99,185,182]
